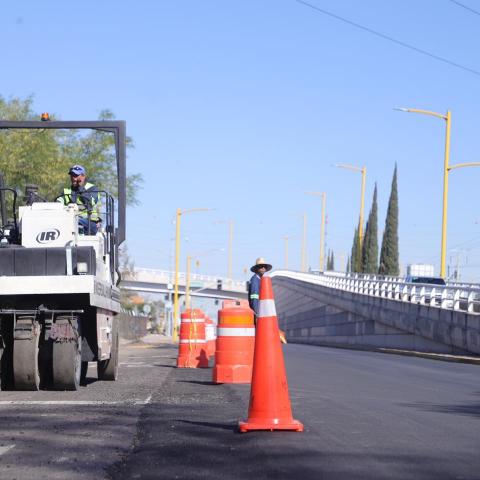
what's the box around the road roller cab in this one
[0,119,127,391]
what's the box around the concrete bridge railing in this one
[271,270,480,356]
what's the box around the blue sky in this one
[2,0,480,280]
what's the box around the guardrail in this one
[271,270,480,313]
[121,268,247,293]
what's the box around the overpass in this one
[120,268,248,301]
[271,270,480,356]
[120,267,480,357]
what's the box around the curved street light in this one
[334,163,367,249]
[395,107,480,278]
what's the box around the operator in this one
[58,165,100,234]
[248,257,272,320]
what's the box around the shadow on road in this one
[403,401,480,418]
[177,419,236,431]
[80,376,98,387]
[178,379,218,386]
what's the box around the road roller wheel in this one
[0,318,14,390]
[13,319,40,391]
[52,316,81,391]
[97,317,119,381]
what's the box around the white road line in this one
[128,355,173,359]
[0,401,122,406]
[0,445,15,456]
[0,397,153,406]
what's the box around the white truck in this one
[0,119,127,391]
[406,264,435,277]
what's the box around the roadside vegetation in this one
[0,95,143,205]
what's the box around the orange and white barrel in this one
[212,299,255,383]
[205,316,217,359]
[177,308,209,368]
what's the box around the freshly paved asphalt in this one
[0,339,479,479]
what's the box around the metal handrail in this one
[121,267,246,290]
[270,270,480,313]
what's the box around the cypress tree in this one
[379,165,399,276]
[331,251,335,271]
[362,184,379,273]
[350,226,362,273]
[361,220,370,273]
[350,228,358,273]
[346,255,351,273]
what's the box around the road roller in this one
[0,119,127,391]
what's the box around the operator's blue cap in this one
[68,165,86,176]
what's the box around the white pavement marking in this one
[0,397,154,406]
[0,445,15,456]
[125,364,155,368]
[128,355,173,359]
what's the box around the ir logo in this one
[36,229,60,243]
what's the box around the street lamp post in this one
[228,220,233,280]
[301,213,308,272]
[306,191,327,271]
[335,164,367,248]
[214,219,234,280]
[283,235,291,269]
[395,107,480,278]
[184,248,224,313]
[173,207,212,342]
[185,255,192,310]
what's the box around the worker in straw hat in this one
[248,257,272,320]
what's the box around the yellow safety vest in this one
[61,182,100,221]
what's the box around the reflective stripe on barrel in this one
[217,327,255,337]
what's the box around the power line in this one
[294,0,480,77]
[449,0,480,16]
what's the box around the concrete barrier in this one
[272,276,480,356]
[117,313,149,340]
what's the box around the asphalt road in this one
[0,340,479,479]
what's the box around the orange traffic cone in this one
[239,275,303,432]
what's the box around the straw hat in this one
[250,257,272,273]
